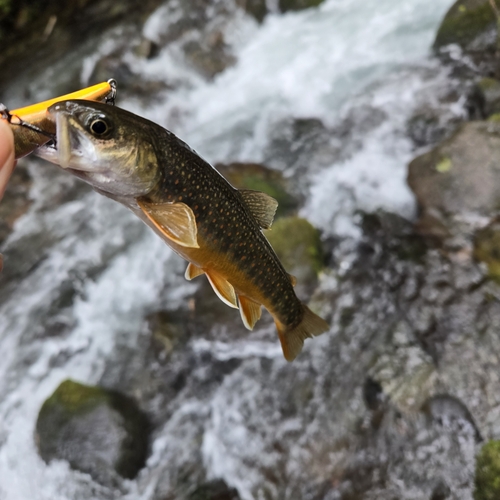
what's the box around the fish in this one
[37,99,329,361]
[1,80,117,159]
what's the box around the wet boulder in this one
[265,216,323,291]
[36,379,149,486]
[407,121,500,240]
[183,31,237,80]
[215,162,300,218]
[477,77,500,118]
[237,0,269,23]
[475,440,500,500]
[433,0,497,52]
[279,0,326,13]
[188,479,240,500]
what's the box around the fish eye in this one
[89,118,110,137]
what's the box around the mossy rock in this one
[433,0,497,51]
[476,78,500,117]
[36,379,149,486]
[237,0,268,22]
[474,440,500,500]
[279,0,325,13]
[265,216,323,287]
[474,220,500,280]
[216,162,299,218]
[408,121,500,239]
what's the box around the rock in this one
[279,0,326,13]
[237,0,269,22]
[421,394,482,442]
[188,479,240,500]
[473,78,500,118]
[264,117,341,185]
[474,440,500,500]
[183,31,236,80]
[265,216,323,290]
[433,0,497,52]
[36,380,149,486]
[0,0,166,92]
[215,162,300,218]
[474,219,500,280]
[407,121,500,240]
[406,109,453,148]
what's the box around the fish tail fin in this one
[275,305,329,362]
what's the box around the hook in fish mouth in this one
[0,103,57,141]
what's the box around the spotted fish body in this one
[37,100,329,361]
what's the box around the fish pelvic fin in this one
[185,262,204,280]
[238,295,262,330]
[288,274,297,287]
[239,189,278,230]
[138,200,199,248]
[205,270,239,309]
[275,305,329,361]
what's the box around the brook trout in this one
[37,100,329,361]
[1,80,116,159]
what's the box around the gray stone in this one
[36,380,150,486]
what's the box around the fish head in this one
[39,99,161,198]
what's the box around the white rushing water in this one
[0,0,457,498]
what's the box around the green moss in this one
[0,0,11,17]
[436,156,452,173]
[434,1,496,50]
[474,223,500,281]
[488,113,500,122]
[40,379,108,415]
[265,216,323,286]
[474,440,500,500]
[479,77,500,91]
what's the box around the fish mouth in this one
[44,103,106,173]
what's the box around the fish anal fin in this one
[185,262,204,281]
[239,189,278,229]
[238,295,262,330]
[205,270,238,309]
[138,200,199,248]
[275,305,329,361]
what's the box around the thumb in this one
[0,119,15,201]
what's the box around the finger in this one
[0,119,16,201]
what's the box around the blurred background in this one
[1,0,500,498]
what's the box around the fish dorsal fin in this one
[138,200,199,248]
[239,189,278,230]
[185,262,204,280]
[289,274,297,287]
[205,270,238,309]
[238,295,262,330]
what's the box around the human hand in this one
[0,119,15,201]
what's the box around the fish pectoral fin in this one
[205,270,238,309]
[239,189,278,230]
[185,262,204,280]
[238,295,262,330]
[138,200,199,248]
